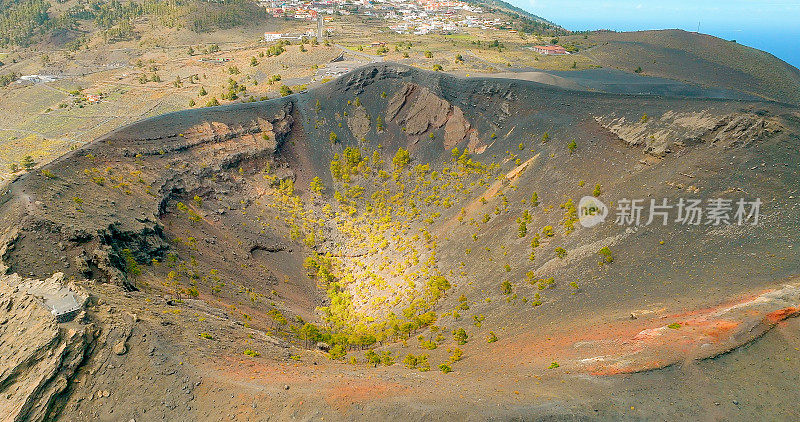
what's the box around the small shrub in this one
[393,148,411,170]
[449,347,463,362]
[501,280,512,295]
[365,350,381,366]
[530,192,540,207]
[121,248,141,277]
[403,354,418,369]
[567,139,577,154]
[598,246,613,265]
[328,344,347,359]
[420,339,438,350]
[21,155,36,170]
[453,328,468,345]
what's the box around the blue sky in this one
[507,0,800,67]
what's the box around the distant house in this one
[531,45,568,55]
[264,32,282,42]
[86,94,101,104]
[294,8,318,20]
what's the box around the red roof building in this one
[531,45,568,55]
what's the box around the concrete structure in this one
[48,292,83,322]
[15,272,86,323]
[18,75,59,84]
[199,57,232,63]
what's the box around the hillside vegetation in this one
[0,0,267,47]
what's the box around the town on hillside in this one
[259,0,516,35]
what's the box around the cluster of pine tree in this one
[0,0,267,47]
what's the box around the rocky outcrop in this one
[443,106,471,149]
[386,83,472,147]
[113,102,294,160]
[0,100,297,289]
[575,280,800,375]
[346,104,371,140]
[164,102,294,170]
[0,273,96,422]
[4,217,168,290]
[596,110,783,156]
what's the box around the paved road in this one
[334,44,383,63]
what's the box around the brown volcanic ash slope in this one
[1,63,800,420]
[575,29,800,105]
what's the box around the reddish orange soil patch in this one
[766,307,799,323]
[697,319,741,342]
[581,283,800,374]
[487,281,800,376]
[324,379,409,412]
[205,354,412,415]
[212,356,319,386]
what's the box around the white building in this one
[264,32,282,42]
[19,75,58,84]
